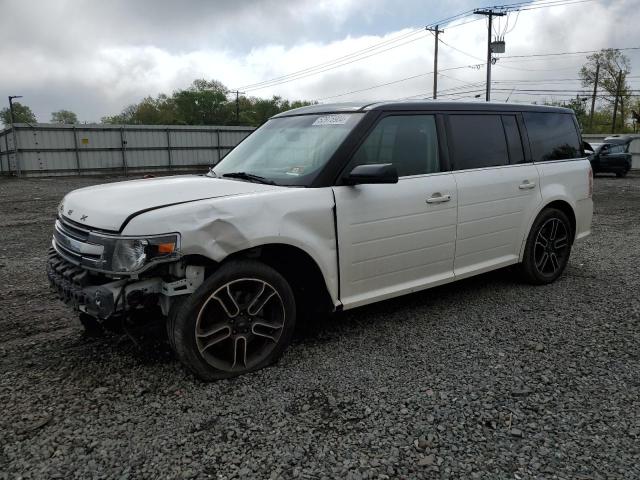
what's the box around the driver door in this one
[332,114,458,309]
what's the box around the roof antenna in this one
[505,88,515,103]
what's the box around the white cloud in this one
[1,0,639,122]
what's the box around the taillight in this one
[588,166,593,198]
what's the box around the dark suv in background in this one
[586,135,633,177]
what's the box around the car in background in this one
[586,135,633,177]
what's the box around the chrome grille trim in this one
[54,221,104,257]
[57,216,90,242]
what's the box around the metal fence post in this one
[216,129,221,165]
[3,132,9,176]
[120,126,128,176]
[11,125,21,176]
[166,128,173,170]
[0,131,4,175]
[72,126,81,175]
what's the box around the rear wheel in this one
[616,171,627,178]
[167,259,296,381]
[519,208,573,285]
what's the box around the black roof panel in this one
[272,100,573,117]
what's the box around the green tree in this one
[50,109,78,124]
[0,102,37,127]
[172,79,231,125]
[101,78,316,127]
[580,49,632,131]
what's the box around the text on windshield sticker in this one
[312,114,350,126]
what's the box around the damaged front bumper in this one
[46,248,204,320]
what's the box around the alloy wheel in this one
[195,278,285,372]
[533,218,569,276]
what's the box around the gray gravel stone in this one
[1,173,640,479]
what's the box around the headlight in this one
[110,235,179,273]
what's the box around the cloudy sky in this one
[1,0,639,122]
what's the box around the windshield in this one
[211,113,364,186]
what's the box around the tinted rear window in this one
[523,112,581,162]
[448,114,509,170]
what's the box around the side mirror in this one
[343,163,399,185]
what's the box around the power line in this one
[238,31,430,92]
[234,0,620,96]
[315,62,493,102]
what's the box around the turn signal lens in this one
[157,242,175,254]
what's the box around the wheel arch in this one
[519,198,577,261]
[186,243,337,319]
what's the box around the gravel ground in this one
[1,172,639,480]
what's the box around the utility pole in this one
[8,95,22,177]
[234,90,245,124]
[474,9,506,102]
[611,70,622,133]
[589,62,600,130]
[426,25,444,99]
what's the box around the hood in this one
[60,175,281,231]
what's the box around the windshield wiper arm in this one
[221,172,276,185]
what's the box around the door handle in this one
[518,181,536,190]
[426,193,451,204]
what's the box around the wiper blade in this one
[221,172,276,185]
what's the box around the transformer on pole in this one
[474,9,506,102]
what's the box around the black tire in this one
[78,312,104,336]
[616,171,627,178]
[519,208,573,285]
[167,259,296,381]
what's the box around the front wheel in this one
[519,208,573,285]
[167,259,296,381]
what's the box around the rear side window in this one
[523,112,581,162]
[349,115,440,176]
[448,114,509,170]
[606,144,626,154]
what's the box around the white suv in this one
[48,101,593,380]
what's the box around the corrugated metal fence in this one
[0,123,254,177]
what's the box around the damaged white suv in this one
[48,101,593,380]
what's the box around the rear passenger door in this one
[447,113,542,278]
[333,114,458,308]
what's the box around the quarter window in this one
[523,112,581,162]
[349,115,440,176]
[448,114,509,170]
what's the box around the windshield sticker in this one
[286,166,305,176]
[312,114,350,126]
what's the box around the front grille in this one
[52,216,105,268]
[58,215,91,242]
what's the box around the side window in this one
[523,112,581,162]
[349,115,440,176]
[501,115,526,164]
[448,114,509,170]
[607,145,625,154]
